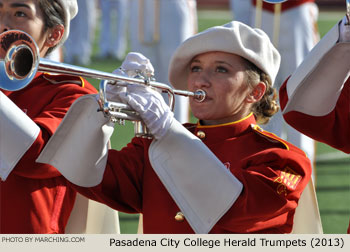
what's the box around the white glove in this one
[117,84,174,140]
[106,52,173,140]
[106,52,155,102]
[339,16,350,42]
[120,52,154,78]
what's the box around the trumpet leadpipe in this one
[40,59,206,99]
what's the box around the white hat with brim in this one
[168,21,281,90]
[57,0,78,45]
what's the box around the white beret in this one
[57,0,78,44]
[169,21,281,90]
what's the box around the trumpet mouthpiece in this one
[194,89,206,102]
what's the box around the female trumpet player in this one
[0,0,97,233]
[39,21,312,233]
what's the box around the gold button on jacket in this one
[174,212,185,222]
[196,130,206,139]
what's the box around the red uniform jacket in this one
[0,73,96,234]
[73,114,312,233]
[280,77,350,233]
[252,0,315,12]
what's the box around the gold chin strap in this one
[138,0,160,45]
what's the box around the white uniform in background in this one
[230,0,254,26]
[128,0,197,123]
[99,0,128,60]
[230,0,319,166]
[64,0,97,65]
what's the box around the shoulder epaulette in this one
[251,124,308,157]
[250,124,290,150]
[42,73,85,87]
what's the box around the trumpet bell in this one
[0,30,39,91]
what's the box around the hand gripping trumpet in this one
[0,30,206,138]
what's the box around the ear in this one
[45,25,64,47]
[245,82,266,103]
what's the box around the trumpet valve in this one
[134,121,153,139]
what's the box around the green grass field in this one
[83,9,349,234]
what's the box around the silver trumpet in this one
[0,30,206,138]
